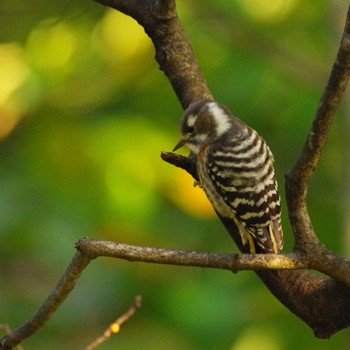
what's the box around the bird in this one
[173,100,283,254]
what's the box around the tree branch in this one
[285,5,350,249]
[0,239,307,349]
[2,1,350,348]
[94,0,212,108]
[1,239,350,349]
[161,151,350,339]
[75,239,307,271]
[161,152,350,286]
[0,252,91,350]
[103,0,350,338]
[84,295,142,350]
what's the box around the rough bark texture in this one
[96,0,212,108]
[93,0,350,339]
[1,1,350,349]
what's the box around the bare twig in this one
[2,2,350,349]
[0,252,92,350]
[0,240,308,350]
[75,238,308,271]
[84,295,142,350]
[285,5,350,249]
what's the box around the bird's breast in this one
[197,147,233,218]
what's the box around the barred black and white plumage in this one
[173,100,283,254]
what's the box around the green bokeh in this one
[0,0,349,349]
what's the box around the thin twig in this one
[0,252,92,350]
[1,3,350,349]
[84,296,142,350]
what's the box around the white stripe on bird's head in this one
[207,102,232,137]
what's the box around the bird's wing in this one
[206,144,283,253]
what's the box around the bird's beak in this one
[173,137,187,152]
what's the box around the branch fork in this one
[1,1,350,349]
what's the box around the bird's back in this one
[197,119,284,253]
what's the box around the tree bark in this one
[94,0,350,338]
[2,2,350,349]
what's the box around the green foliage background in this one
[0,0,349,349]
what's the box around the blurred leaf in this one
[0,0,349,349]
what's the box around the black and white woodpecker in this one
[173,100,283,254]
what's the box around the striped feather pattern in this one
[198,120,283,253]
[176,100,284,254]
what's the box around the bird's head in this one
[173,100,233,154]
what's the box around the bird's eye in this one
[187,125,194,133]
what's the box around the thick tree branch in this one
[161,152,350,287]
[3,1,350,348]
[94,0,212,108]
[162,150,350,340]
[131,0,350,338]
